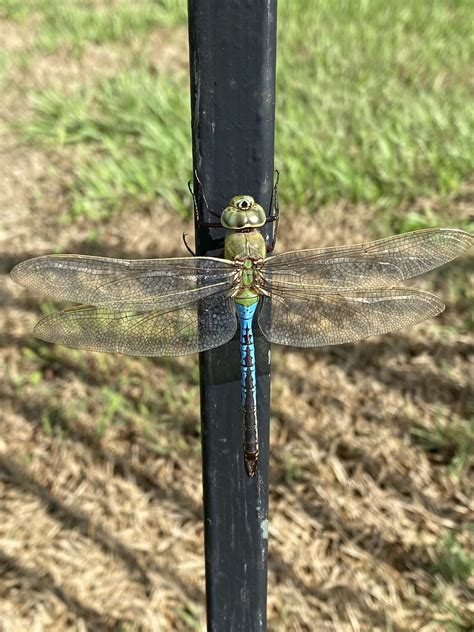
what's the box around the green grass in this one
[0,0,30,20]
[410,415,474,478]
[431,606,474,632]
[1,1,186,53]
[277,0,474,210]
[431,530,474,584]
[37,1,186,55]
[13,335,200,445]
[12,0,474,220]
[387,210,474,235]
[429,574,474,632]
[23,72,191,219]
[425,528,474,630]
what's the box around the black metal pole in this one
[188,1,277,630]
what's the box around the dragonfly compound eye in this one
[221,195,266,229]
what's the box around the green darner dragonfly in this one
[10,192,473,476]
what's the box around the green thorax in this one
[221,194,267,307]
[224,230,266,307]
[224,229,266,261]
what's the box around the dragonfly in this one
[10,188,473,476]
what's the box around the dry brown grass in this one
[1,15,473,632]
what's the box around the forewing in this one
[34,293,237,356]
[263,228,473,290]
[258,288,444,347]
[11,254,236,311]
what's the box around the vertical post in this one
[188,1,277,630]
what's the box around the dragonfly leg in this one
[186,179,224,253]
[189,171,222,226]
[265,169,280,254]
[188,178,200,221]
[182,232,196,256]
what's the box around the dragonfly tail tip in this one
[244,455,258,477]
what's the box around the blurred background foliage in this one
[1,0,473,224]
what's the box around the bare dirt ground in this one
[1,17,473,632]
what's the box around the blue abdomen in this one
[235,300,259,476]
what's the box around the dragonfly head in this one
[221,195,266,230]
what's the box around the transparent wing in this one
[263,228,473,291]
[11,254,237,311]
[33,293,237,356]
[258,288,444,347]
